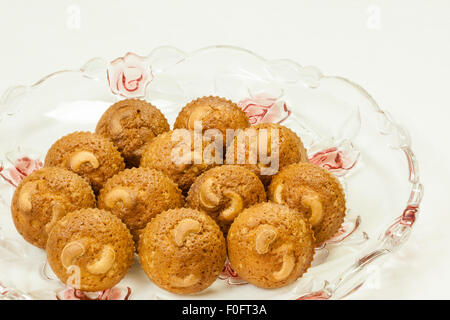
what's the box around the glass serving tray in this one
[0,45,423,300]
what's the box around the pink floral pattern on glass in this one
[219,262,247,285]
[308,145,358,177]
[296,290,331,300]
[0,157,43,187]
[107,52,153,98]
[238,93,291,125]
[0,282,9,296]
[318,216,368,248]
[384,205,419,239]
[56,286,131,300]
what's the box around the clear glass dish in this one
[0,45,423,300]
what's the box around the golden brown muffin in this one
[97,167,184,242]
[268,162,346,245]
[10,167,96,249]
[46,208,135,292]
[174,96,250,136]
[140,129,218,193]
[95,99,170,167]
[44,131,125,193]
[186,165,266,235]
[227,202,315,289]
[138,208,226,294]
[225,123,308,185]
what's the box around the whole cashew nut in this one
[199,178,221,210]
[69,151,99,171]
[272,245,296,281]
[45,202,65,234]
[87,245,115,275]
[18,181,41,212]
[220,190,243,221]
[187,105,212,129]
[255,224,278,254]
[301,192,323,227]
[110,108,135,136]
[272,183,284,204]
[104,187,134,209]
[173,150,194,171]
[171,274,199,288]
[173,218,202,247]
[61,240,86,269]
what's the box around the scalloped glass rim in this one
[0,45,423,300]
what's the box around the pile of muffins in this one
[10,96,346,294]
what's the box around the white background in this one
[0,0,449,299]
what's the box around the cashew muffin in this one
[10,167,96,249]
[44,131,125,193]
[97,167,184,242]
[268,162,346,245]
[227,202,315,288]
[174,96,250,136]
[46,208,135,292]
[186,165,266,235]
[225,123,308,185]
[138,208,226,294]
[140,129,218,193]
[96,99,170,167]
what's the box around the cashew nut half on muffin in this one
[44,131,125,193]
[97,167,184,243]
[69,151,99,172]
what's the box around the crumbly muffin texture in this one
[46,208,135,292]
[44,131,125,193]
[96,99,170,167]
[11,167,96,249]
[225,123,308,185]
[140,129,218,193]
[138,208,226,294]
[227,202,315,288]
[268,162,346,245]
[97,167,184,242]
[174,96,250,135]
[186,165,266,235]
